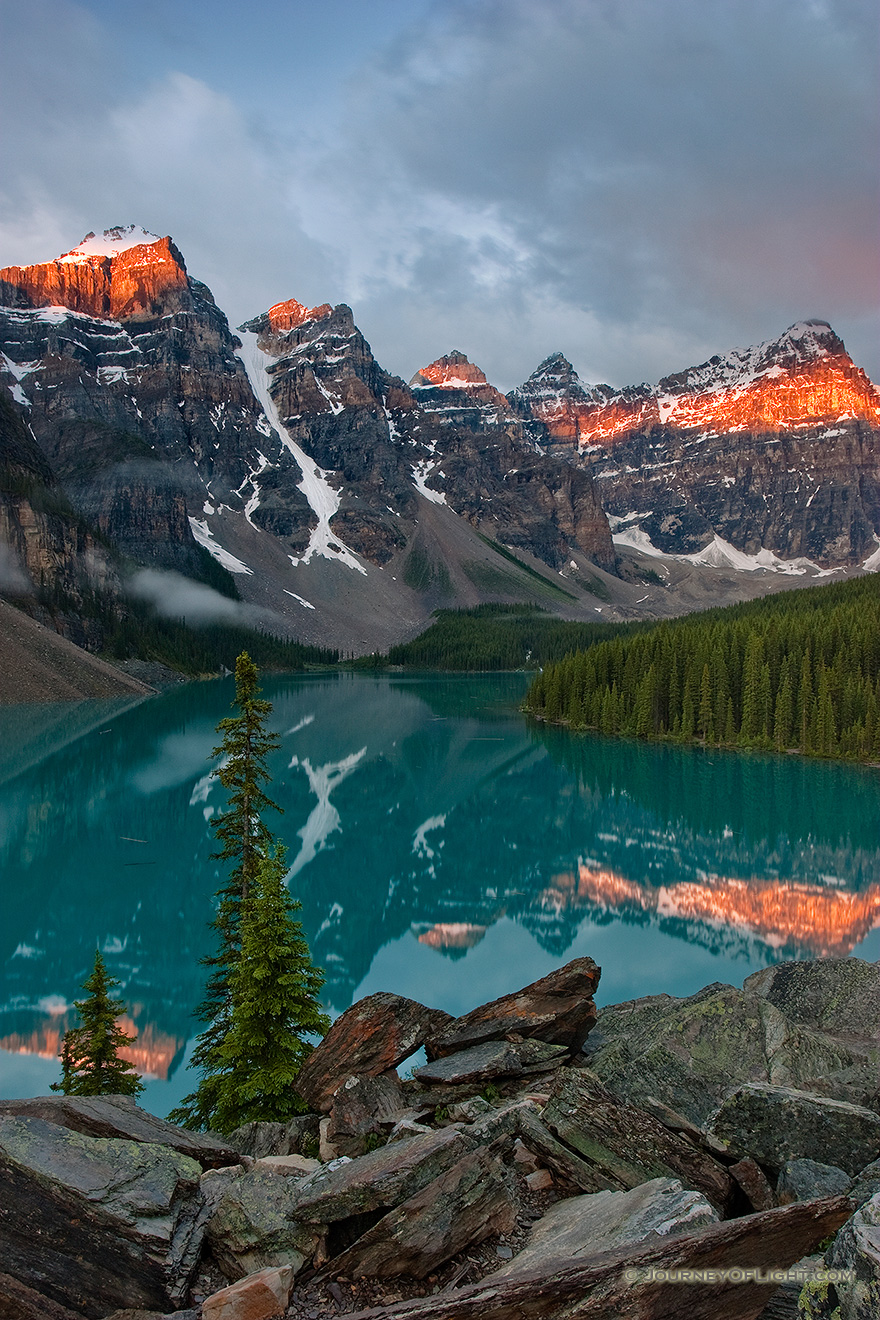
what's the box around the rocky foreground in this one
[1,956,879,1320]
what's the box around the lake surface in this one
[1,671,879,1116]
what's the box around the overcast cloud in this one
[1,0,877,389]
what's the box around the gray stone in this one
[850,1161,880,1209]
[777,1159,853,1205]
[492,1177,719,1278]
[447,1097,492,1123]
[541,1068,734,1211]
[590,965,880,1128]
[325,1143,517,1279]
[0,1115,207,1318]
[799,1192,880,1319]
[426,956,600,1059]
[0,1094,239,1169]
[414,1040,567,1086]
[708,1083,880,1176]
[227,1115,320,1160]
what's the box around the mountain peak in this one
[58,225,162,264]
[266,298,334,334]
[410,351,492,390]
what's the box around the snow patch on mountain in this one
[59,226,161,263]
[236,330,367,574]
[611,519,832,576]
[188,517,253,575]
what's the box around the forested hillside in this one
[525,576,880,760]
[382,604,636,670]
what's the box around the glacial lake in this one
[1,671,879,1117]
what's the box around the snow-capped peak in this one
[59,226,161,264]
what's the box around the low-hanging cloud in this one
[0,542,30,595]
[128,568,257,627]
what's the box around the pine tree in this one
[205,845,331,1133]
[52,951,143,1097]
[170,653,327,1131]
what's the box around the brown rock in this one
[202,1265,295,1320]
[340,1196,852,1320]
[0,1094,239,1170]
[294,994,453,1112]
[327,1072,407,1156]
[524,1169,554,1192]
[0,1271,84,1320]
[325,1143,517,1280]
[730,1157,777,1211]
[426,957,601,1060]
[541,1069,734,1212]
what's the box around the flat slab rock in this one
[205,1127,475,1280]
[294,994,453,1112]
[707,1082,880,1176]
[541,1067,734,1212]
[413,1040,569,1086]
[0,1094,239,1169]
[493,1176,718,1280]
[339,1195,852,1320]
[325,1142,517,1280]
[0,1115,206,1318]
[426,956,600,1060]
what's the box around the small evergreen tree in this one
[206,844,331,1133]
[52,950,143,1096]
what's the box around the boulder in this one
[202,1265,295,1320]
[326,1072,407,1156]
[0,1095,239,1169]
[492,1177,718,1278]
[413,1040,569,1086]
[205,1127,474,1279]
[730,1157,777,1211]
[799,1191,880,1319]
[324,1143,517,1279]
[294,994,453,1112]
[339,1196,851,1320]
[426,957,600,1060]
[0,1115,207,1318]
[707,1083,880,1176]
[589,963,880,1127]
[850,1161,880,1210]
[777,1159,853,1205]
[227,1116,320,1160]
[253,1155,322,1177]
[541,1068,734,1211]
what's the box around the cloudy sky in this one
[2,0,878,390]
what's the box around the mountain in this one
[511,322,880,566]
[1,231,621,655]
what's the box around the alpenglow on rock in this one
[512,321,880,566]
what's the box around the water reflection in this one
[1,672,878,1109]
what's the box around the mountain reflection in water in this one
[1,672,878,1109]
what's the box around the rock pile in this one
[1,955,878,1320]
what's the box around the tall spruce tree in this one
[170,652,327,1131]
[52,950,143,1096]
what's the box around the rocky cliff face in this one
[1,229,618,654]
[512,323,880,565]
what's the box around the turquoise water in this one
[1,671,879,1116]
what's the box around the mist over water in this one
[1,671,878,1115]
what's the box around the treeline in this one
[382,604,636,671]
[525,576,880,761]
